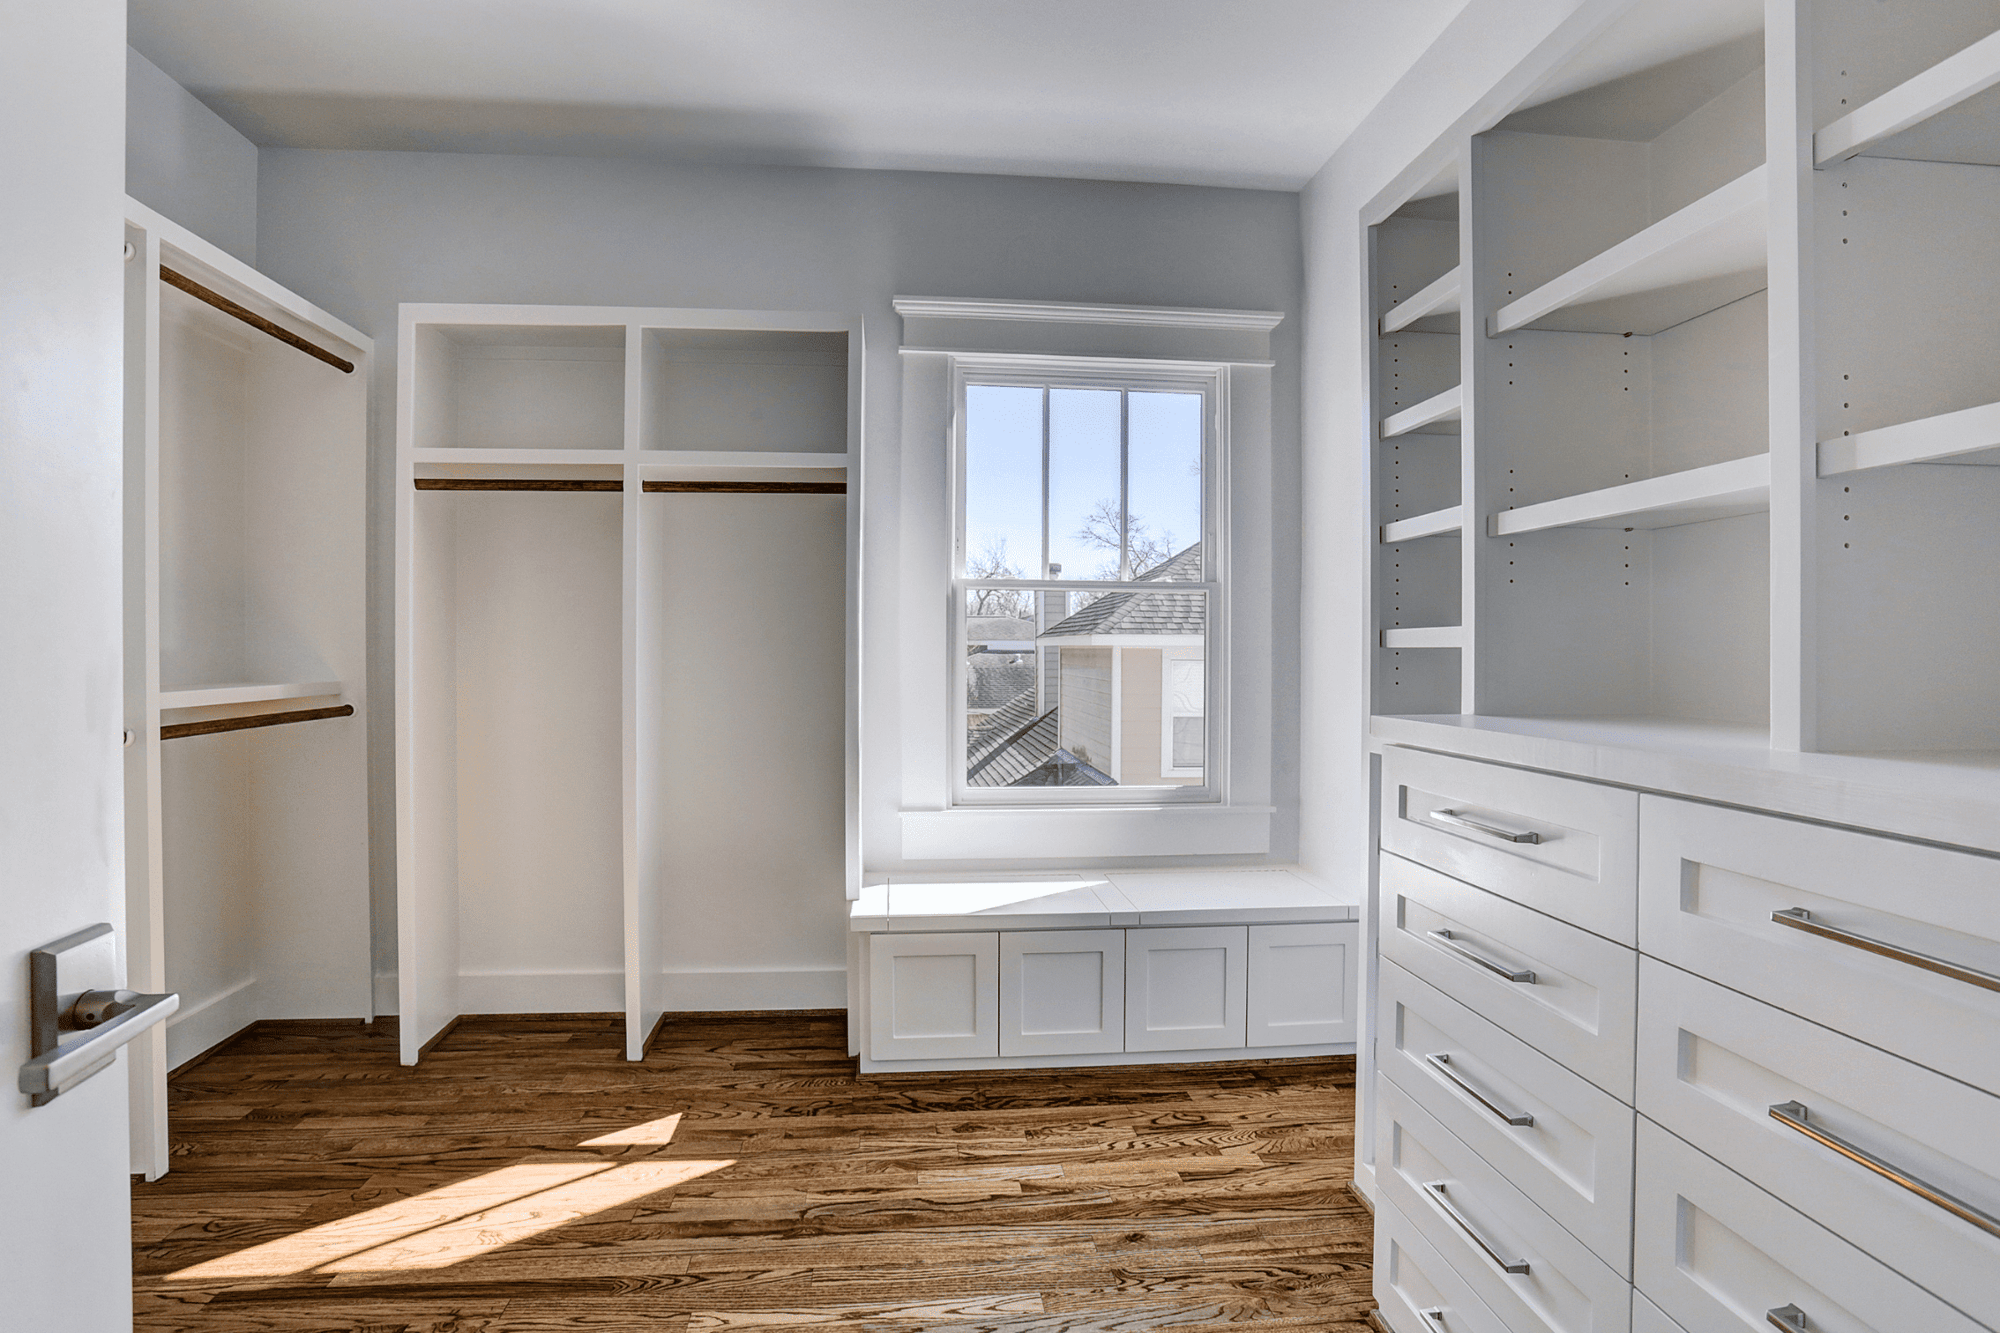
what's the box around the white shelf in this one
[1489,167,1768,337]
[411,448,627,467]
[158,681,343,710]
[1381,385,1462,438]
[1819,400,2000,475]
[1380,505,1464,544]
[1488,454,1770,536]
[1380,626,1462,649]
[639,450,848,472]
[1816,29,2000,165]
[1380,266,1462,334]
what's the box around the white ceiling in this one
[128,0,1471,191]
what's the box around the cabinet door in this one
[999,929,1125,1057]
[866,932,998,1061]
[1125,926,1247,1052]
[1246,922,1356,1046]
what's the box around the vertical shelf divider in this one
[622,325,658,1061]
[1769,0,1814,753]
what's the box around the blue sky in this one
[964,385,1202,581]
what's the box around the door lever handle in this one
[18,924,178,1106]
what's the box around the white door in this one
[867,932,999,1061]
[1247,922,1357,1046]
[1,7,138,1325]
[1000,929,1125,1057]
[1125,925,1247,1051]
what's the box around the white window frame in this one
[948,353,1228,808]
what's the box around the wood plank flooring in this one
[134,1012,1373,1332]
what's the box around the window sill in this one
[900,804,1273,861]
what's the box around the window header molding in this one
[892,296,1285,333]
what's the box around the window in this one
[954,364,1222,804]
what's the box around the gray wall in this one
[126,47,259,263]
[252,148,1303,996]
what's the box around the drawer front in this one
[1381,959,1634,1274]
[867,932,999,1061]
[1631,1292,1685,1333]
[1124,925,1247,1051]
[1382,747,1638,945]
[1383,851,1637,1100]
[1378,1074,1632,1333]
[1638,958,2000,1324]
[1247,921,1356,1046]
[1635,1118,1985,1333]
[1638,794,2000,1096]
[1376,1193,1512,1333]
[998,929,1125,1058]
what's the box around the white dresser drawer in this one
[1383,851,1637,1100]
[1638,794,2000,1095]
[1635,1118,1986,1333]
[1637,959,2000,1325]
[1381,959,1634,1275]
[1378,1074,1631,1333]
[1632,1292,1685,1333]
[1376,1194,1512,1333]
[1382,747,1639,945]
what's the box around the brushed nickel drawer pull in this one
[1428,808,1541,844]
[1766,1304,1807,1331]
[1427,929,1536,983]
[1420,1309,1447,1325]
[1769,1101,2000,1239]
[1771,908,2000,994]
[1422,1180,1530,1274]
[1426,1052,1534,1127]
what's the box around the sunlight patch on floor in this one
[580,1111,681,1145]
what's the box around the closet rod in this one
[161,704,353,741]
[160,267,356,374]
[414,479,622,492]
[643,480,846,494]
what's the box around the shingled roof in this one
[966,690,1061,786]
[1039,542,1205,640]
[967,662,1037,711]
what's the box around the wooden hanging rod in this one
[414,479,622,492]
[411,479,846,494]
[160,267,356,374]
[161,704,353,741]
[644,480,846,494]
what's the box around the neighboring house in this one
[965,544,1206,789]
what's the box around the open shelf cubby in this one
[1470,13,1771,730]
[410,322,626,450]
[1374,164,1464,715]
[642,326,848,454]
[1811,0,2000,755]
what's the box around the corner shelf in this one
[159,681,342,710]
[1380,266,1462,335]
[1381,385,1462,438]
[1488,168,1768,337]
[1380,505,1464,544]
[1489,454,1770,536]
[1819,400,2000,475]
[1816,29,2000,165]
[1380,626,1462,649]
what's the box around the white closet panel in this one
[999,929,1125,1057]
[1124,925,1248,1051]
[868,932,999,1061]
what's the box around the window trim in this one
[948,352,1230,809]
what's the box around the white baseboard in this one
[658,967,846,1011]
[457,969,624,1014]
[165,975,259,1068]
[859,1040,1356,1074]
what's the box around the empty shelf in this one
[1382,385,1462,438]
[1380,626,1462,649]
[1489,168,1768,337]
[1381,505,1464,544]
[639,451,849,471]
[1488,454,1770,536]
[412,448,628,467]
[1817,30,2000,165]
[159,681,341,709]
[1820,400,2000,474]
[1381,266,1462,335]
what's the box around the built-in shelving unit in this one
[1815,27,2000,165]
[1819,400,2000,475]
[1373,163,1465,714]
[396,303,861,1067]
[123,200,372,1181]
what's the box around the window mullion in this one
[1118,389,1130,581]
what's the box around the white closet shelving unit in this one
[123,200,373,1180]
[395,304,861,1065]
[1359,3,2000,1328]
[1372,161,1465,716]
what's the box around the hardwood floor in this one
[134,1013,1373,1332]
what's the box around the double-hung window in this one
[954,362,1223,804]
